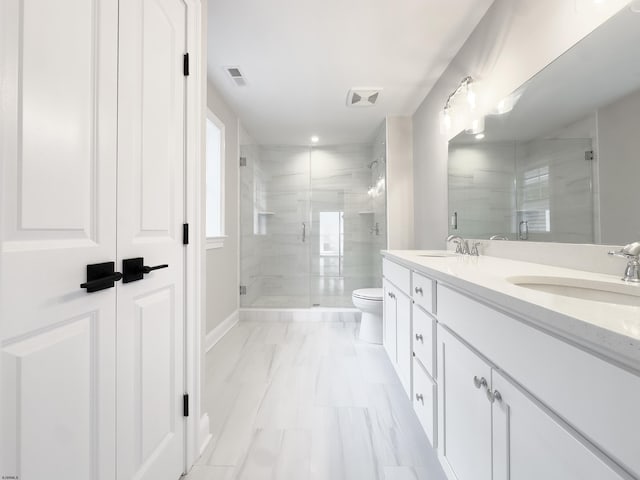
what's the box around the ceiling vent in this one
[225,66,247,86]
[347,88,382,107]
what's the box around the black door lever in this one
[123,257,169,283]
[142,264,169,274]
[81,262,123,292]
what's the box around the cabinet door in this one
[383,280,397,363]
[396,291,412,397]
[438,327,492,480]
[492,371,626,480]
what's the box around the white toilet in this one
[352,288,384,344]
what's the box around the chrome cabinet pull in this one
[414,286,423,295]
[473,376,488,390]
[415,333,424,342]
[302,222,306,242]
[415,393,424,403]
[487,389,503,404]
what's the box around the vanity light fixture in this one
[475,133,485,140]
[440,76,484,135]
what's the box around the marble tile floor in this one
[183,318,446,480]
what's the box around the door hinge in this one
[183,53,190,76]
[239,285,247,296]
[183,394,189,417]
[239,156,247,167]
[183,223,189,245]
[585,150,594,161]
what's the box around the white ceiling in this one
[207,0,494,145]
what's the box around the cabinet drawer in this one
[413,359,436,448]
[412,304,435,378]
[438,285,640,477]
[383,258,410,293]
[412,271,434,314]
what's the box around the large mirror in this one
[448,7,640,245]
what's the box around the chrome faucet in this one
[608,242,640,283]
[447,235,480,256]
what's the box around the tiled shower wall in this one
[240,143,387,308]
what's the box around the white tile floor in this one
[184,318,446,480]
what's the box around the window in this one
[518,165,551,234]
[206,110,225,248]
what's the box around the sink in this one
[416,251,456,258]
[507,275,640,307]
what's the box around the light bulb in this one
[440,108,452,134]
[475,133,485,140]
[466,114,485,135]
[310,135,319,143]
[467,84,477,110]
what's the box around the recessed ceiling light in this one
[310,136,319,143]
[475,133,485,140]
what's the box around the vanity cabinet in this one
[382,254,640,480]
[383,259,439,444]
[382,278,412,397]
[438,326,626,480]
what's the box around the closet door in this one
[1,1,119,479]
[116,1,187,479]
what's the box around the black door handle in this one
[123,257,169,283]
[80,262,123,292]
[142,264,168,274]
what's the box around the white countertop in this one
[382,250,640,372]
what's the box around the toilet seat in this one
[352,288,383,301]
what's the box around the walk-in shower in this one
[239,139,387,308]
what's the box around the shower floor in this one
[243,295,355,309]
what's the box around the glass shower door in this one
[309,144,386,307]
[239,145,311,307]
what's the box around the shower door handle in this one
[302,222,306,242]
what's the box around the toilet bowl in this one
[352,288,384,344]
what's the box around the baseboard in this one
[199,413,212,456]
[205,310,239,352]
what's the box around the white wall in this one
[386,116,414,249]
[597,87,640,244]
[413,0,630,248]
[206,82,240,333]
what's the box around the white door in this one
[438,327,492,480]
[491,371,625,480]
[116,1,187,479]
[1,1,119,479]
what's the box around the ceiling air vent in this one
[347,88,382,107]
[225,66,247,86]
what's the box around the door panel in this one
[396,291,411,397]
[438,327,492,480]
[383,280,397,362]
[492,371,625,480]
[1,0,118,479]
[116,0,186,478]
[3,317,96,479]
